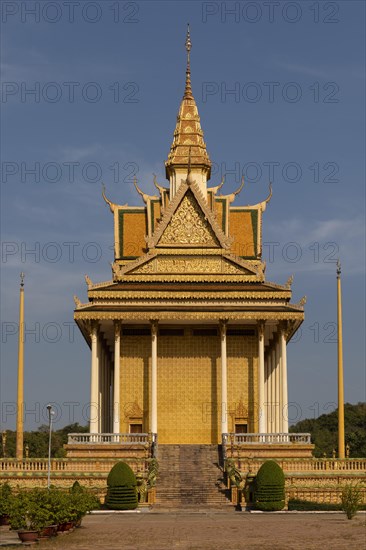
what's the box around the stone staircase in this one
[155,444,231,508]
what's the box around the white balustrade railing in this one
[0,457,148,473]
[223,433,312,445]
[67,432,154,445]
[1,456,365,474]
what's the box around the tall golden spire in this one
[165,24,211,189]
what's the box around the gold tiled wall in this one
[120,335,150,432]
[229,210,256,257]
[157,333,220,444]
[120,330,258,443]
[227,335,258,433]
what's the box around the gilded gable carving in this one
[159,193,219,246]
[130,256,253,275]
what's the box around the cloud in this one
[264,216,365,278]
[276,62,332,79]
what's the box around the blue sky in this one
[1,1,365,430]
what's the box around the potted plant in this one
[69,481,100,527]
[8,490,39,545]
[53,490,77,532]
[0,483,12,526]
[9,488,56,544]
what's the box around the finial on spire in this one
[337,259,341,278]
[185,23,192,60]
[20,272,25,287]
[184,24,193,100]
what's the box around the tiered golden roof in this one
[165,25,211,180]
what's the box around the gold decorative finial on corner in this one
[102,183,117,213]
[265,182,273,204]
[233,175,245,197]
[184,24,193,100]
[217,176,244,203]
[85,274,93,288]
[299,296,307,307]
[133,177,158,203]
[153,174,168,194]
[286,274,294,289]
[73,295,82,308]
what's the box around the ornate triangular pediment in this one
[158,191,219,247]
[147,181,231,250]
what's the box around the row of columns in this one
[260,325,289,434]
[89,320,288,435]
[90,322,113,434]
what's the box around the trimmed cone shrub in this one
[105,462,138,510]
[254,460,285,511]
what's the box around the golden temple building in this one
[71,27,308,455]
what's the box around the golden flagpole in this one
[337,261,345,459]
[16,272,25,460]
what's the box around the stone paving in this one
[1,511,365,550]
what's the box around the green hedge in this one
[254,460,285,511]
[288,499,366,512]
[288,499,341,511]
[107,462,137,488]
[105,487,138,510]
[105,462,138,510]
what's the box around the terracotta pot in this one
[0,514,10,526]
[74,518,82,528]
[58,521,73,532]
[38,524,58,538]
[17,530,39,544]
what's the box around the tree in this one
[2,423,88,459]
[290,402,366,457]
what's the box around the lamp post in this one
[46,405,54,489]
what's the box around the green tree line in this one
[1,403,365,458]
[1,423,88,458]
[290,402,366,457]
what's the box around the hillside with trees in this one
[290,402,366,458]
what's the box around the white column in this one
[220,320,228,436]
[266,350,272,433]
[258,321,266,434]
[106,353,109,431]
[281,325,289,433]
[275,337,281,433]
[264,355,268,432]
[271,346,276,433]
[90,322,99,434]
[97,335,102,433]
[150,321,158,434]
[113,321,121,434]
[100,346,104,433]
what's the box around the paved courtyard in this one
[2,511,365,550]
